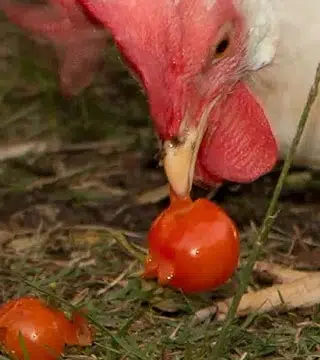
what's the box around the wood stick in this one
[253,261,312,284]
[0,140,59,161]
[0,135,140,162]
[192,269,320,324]
[135,184,169,205]
[216,272,320,320]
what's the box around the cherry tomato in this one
[0,297,93,360]
[143,195,239,293]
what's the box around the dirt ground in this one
[2,147,320,268]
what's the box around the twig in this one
[0,140,60,161]
[192,263,320,325]
[97,260,138,295]
[65,225,145,262]
[214,272,320,320]
[135,184,169,205]
[0,103,40,130]
[26,164,98,190]
[0,136,140,162]
[112,232,145,263]
[64,224,144,239]
[253,261,310,284]
[211,63,320,358]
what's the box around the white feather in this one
[243,0,320,168]
[237,0,279,70]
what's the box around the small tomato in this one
[0,297,93,360]
[144,195,239,293]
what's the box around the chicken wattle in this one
[80,0,320,196]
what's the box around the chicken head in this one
[81,0,278,196]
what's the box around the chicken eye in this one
[214,37,230,58]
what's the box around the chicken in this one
[2,0,320,197]
[80,0,320,197]
[248,1,320,170]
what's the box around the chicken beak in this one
[163,129,198,198]
[163,104,214,198]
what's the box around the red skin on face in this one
[81,0,277,186]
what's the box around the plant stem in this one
[113,232,145,263]
[211,62,320,358]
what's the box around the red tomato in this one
[0,297,93,360]
[144,195,240,293]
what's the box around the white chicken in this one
[248,1,320,170]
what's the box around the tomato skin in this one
[0,297,93,360]
[144,198,239,293]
